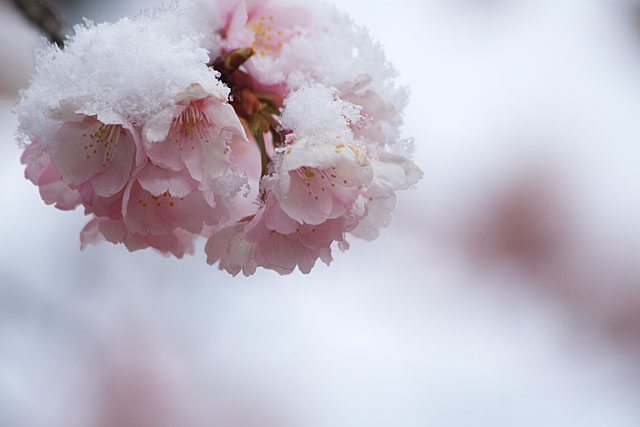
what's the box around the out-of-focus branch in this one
[12,0,65,48]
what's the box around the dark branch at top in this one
[12,0,65,48]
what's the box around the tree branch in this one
[12,0,65,48]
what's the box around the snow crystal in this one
[183,0,224,59]
[15,4,226,148]
[280,84,362,142]
[252,2,409,148]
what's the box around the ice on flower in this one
[16,0,422,275]
[271,138,372,225]
[255,6,410,146]
[16,6,224,147]
[216,0,312,55]
[351,153,423,241]
[280,84,362,142]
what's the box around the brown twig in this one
[212,47,288,178]
[12,0,65,48]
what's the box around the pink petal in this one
[89,127,136,197]
[49,119,109,186]
[81,217,195,258]
[181,100,243,189]
[144,229,196,259]
[221,1,255,50]
[143,106,185,171]
[261,194,300,234]
[350,194,397,241]
[123,179,223,236]
[205,222,260,276]
[136,165,197,199]
[79,183,124,219]
[80,218,104,250]
[21,141,81,210]
[38,163,82,210]
[48,118,137,197]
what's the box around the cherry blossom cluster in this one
[16,0,422,276]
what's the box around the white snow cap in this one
[16,4,226,147]
[280,84,362,142]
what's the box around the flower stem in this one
[12,0,65,48]
[254,131,270,177]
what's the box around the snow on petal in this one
[216,0,312,58]
[219,0,255,51]
[143,87,247,193]
[272,138,372,225]
[16,0,422,275]
[351,153,423,240]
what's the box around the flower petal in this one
[89,127,136,197]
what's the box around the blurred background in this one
[3,0,640,425]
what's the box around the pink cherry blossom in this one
[21,141,81,210]
[218,0,255,51]
[205,220,262,276]
[47,111,142,198]
[122,165,228,237]
[219,0,312,56]
[205,215,335,276]
[271,137,373,225]
[206,193,362,276]
[81,217,196,259]
[78,185,125,219]
[338,77,407,146]
[247,192,361,251]
[143,84,247,192]
[16,1,422,276]
[351,152,423,240]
